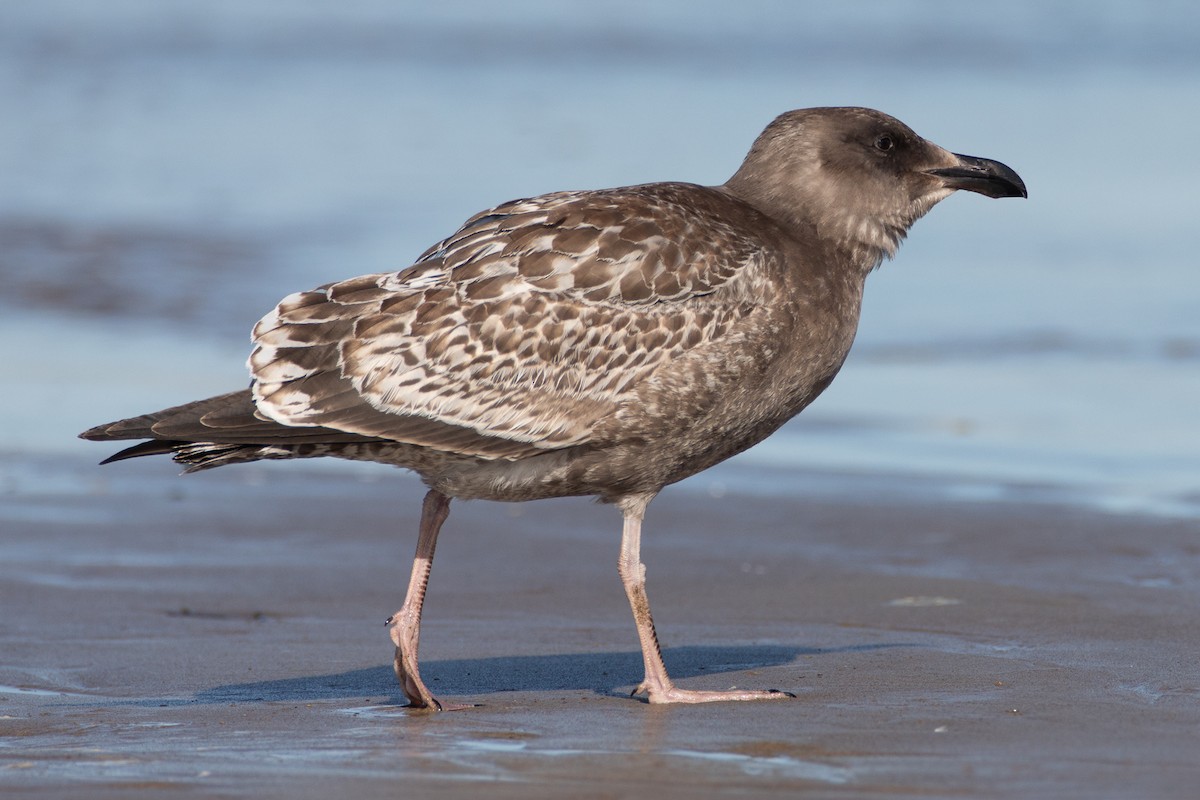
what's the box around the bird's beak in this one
[926,153,1028,199]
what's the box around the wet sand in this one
[2,454,1198,798]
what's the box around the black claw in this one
[384,616,394,626]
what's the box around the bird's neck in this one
[719,181,897,276]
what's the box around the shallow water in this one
[2,0,1198,516]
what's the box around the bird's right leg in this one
[386,489,468,711]
[617,493,795,704]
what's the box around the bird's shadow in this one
[175,642,914,706]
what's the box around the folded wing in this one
[249,184,773,460]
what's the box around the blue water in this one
[2,1,1198,516]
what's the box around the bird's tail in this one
[80,389,379,472]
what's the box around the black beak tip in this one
[990,165,1028,200]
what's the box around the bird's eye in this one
[874,135,895,153]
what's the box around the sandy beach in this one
[3,453,1197,798]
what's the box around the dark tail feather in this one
[80,390,254,443]
[80,389,380,471]
[98,439,189,465]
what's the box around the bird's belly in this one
[421,362,840,504]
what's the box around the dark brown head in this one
[724,107,1026,268]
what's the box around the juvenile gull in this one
[82,107,1026,710]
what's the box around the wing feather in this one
[248,183,776,459]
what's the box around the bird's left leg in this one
[617,493,795,704]
[386,489,469,711]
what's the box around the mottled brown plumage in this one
[82,107,1026,709]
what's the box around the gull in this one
[83,107,1026,710]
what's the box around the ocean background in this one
[2,0,1197,517]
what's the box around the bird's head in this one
[725,107,1026,270]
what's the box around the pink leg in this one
[617,493,795,705]
[385,490,469,711]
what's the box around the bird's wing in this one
[248,184,774,460]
